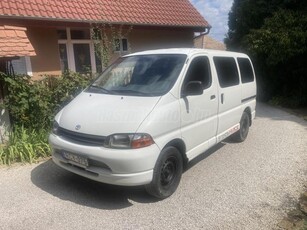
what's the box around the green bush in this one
[1,74,53,129]
[0,126,50,165]
[0,72,93,165]
[0,72,93,130]
[50,71,93,113]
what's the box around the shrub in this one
[1,74,53,129]
[0,126,50,165]
[0,71,93,164]
[0,72,93,130]
[50,71,93,113]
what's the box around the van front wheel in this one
[232,112,250,142]
[145,146,183,199]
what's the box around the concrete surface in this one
[0,103,306,230]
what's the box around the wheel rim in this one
[160,156,177,187]
[241,116,249,138]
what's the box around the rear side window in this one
[237,58,254,83]
[213,57,239,88]
[184,56,212,89]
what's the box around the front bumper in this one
[49,134,160,186]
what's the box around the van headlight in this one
[104,133,154,149]
[52,121,60,135]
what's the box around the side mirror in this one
[183,81,203,97]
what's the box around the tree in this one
[225,0,278,51]
[225,0,307,106]
[246,9,307,106]
[247,9,307,65]
[225,0,306,50]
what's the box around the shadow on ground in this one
[31,160,158,210]
[256,103,307,128]
[31,143,226,210]
[186,142,225,170]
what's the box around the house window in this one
[10,57,33,76]
[57,30,67,39]
[73,44,91,73]
[58,28,129,74]
[114,38,128,52]
[58,28,96,74]
[71,29,91,40]
[59,44,68,72]
[11,57,27,75]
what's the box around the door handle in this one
[210,95,216,100]
[221,93,224,104]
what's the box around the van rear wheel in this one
[145,146,183,199]
[232,112,250,142]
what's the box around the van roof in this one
[126,48,249,58]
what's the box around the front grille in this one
[57,127,106,146]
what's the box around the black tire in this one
[232,111,250,142]
[145,146,183,199]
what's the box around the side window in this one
[213,57,239,88]
[184,56,212,89]
[237,58,254,83]
[114,38,128,52]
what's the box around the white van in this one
[49,48,256,199]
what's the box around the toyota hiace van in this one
[49,48,256,199]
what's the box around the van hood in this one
[57,92,161,136]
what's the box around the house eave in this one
[0,15,210,32]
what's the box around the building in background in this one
[194,34,226,50]
[0,0,210,78]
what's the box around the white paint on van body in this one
[49,48,257,186]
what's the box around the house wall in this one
[25,26,194,76]
[130,28,194,51]
[26,27,62,78]
[107,28,195,64]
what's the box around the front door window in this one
[73,44,91,73]
[59,44,68,72]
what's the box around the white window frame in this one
[113,38,129,53]
[58,28,97,74]
[25,56,33,76]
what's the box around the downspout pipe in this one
[194,26,211,48]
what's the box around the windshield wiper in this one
[88,85,113,94]
[112,89,150,96]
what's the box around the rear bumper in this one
[49,134,160,186]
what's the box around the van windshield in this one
[87,54,187,96]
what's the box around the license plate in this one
[63,152,89,167]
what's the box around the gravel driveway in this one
[0,103,306,230]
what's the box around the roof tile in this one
[0,25,36,57]
[0,0,209,28]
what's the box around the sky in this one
[190,0,233,42]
